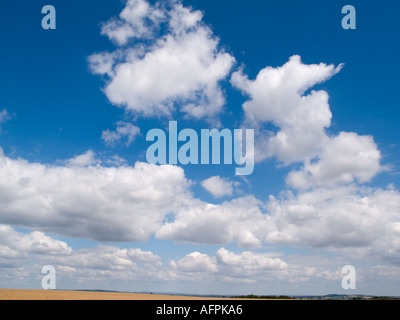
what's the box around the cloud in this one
[170,248,287,283]
[228,55,396,265]
[0,147,264,248]
[103,155,128,167]
[53,245,162,274]
[2,224,400,292]
[265,185,400,264]
[102,121,141,147]
[0,109,10,123]
[156,196,266,247]
[0,225,164,285]
[66,150,100,167]
[201,175,235,198]
[231,55,383,187]
[0,109,11,134]
[0,148,191,242]
[0,224,334,290]
[101,0,165,45]
[286,132,382,190]
[216,248,287,272]
[88,52,119,76]
[0,225,287,287]
[158,179,400,266]
[0,225,72,260]
[90,0,235,121]
[0,144,397,267]
[231,55,342,163]
[171,252,218,273]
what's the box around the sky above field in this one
[0,0,400,296]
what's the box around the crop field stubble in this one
[0,289,232,300]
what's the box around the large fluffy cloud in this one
[231,56,384,188]
[52,245,163,282]
[286,132,382,190]
[155,182,400,266]
[0,144,398,268]
[156,196,267,247]
[266,185,400,263]
[0,225,338,290]
[90,0,235,121]
[170,248,288,283]
[231,55,342,163]
[0,225,165,287]
[228,54,398,266]
[0,225,71,261]
[0,148,190,242]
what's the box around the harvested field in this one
[0,289,229,300]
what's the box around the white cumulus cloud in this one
[156,196,266,247]
[170,248,287,283]
[0,225,72,259]
[0,148,191,242]
[171,252,218,273]
[201,175,236,198]
[0,225,165,285]
[90,0,235,122]
[265,185,400,264]
[286,132,382,190]
[231,55,342,164]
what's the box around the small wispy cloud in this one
[102,121,140,147]
[0,109,11,134]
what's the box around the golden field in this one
[0,289,229,300]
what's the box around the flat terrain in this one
[0,289,229,300]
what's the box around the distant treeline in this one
[362,296,400,300]
[233,294,292,299]
[233,294,400,300]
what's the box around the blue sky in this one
[0,0,400,296]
